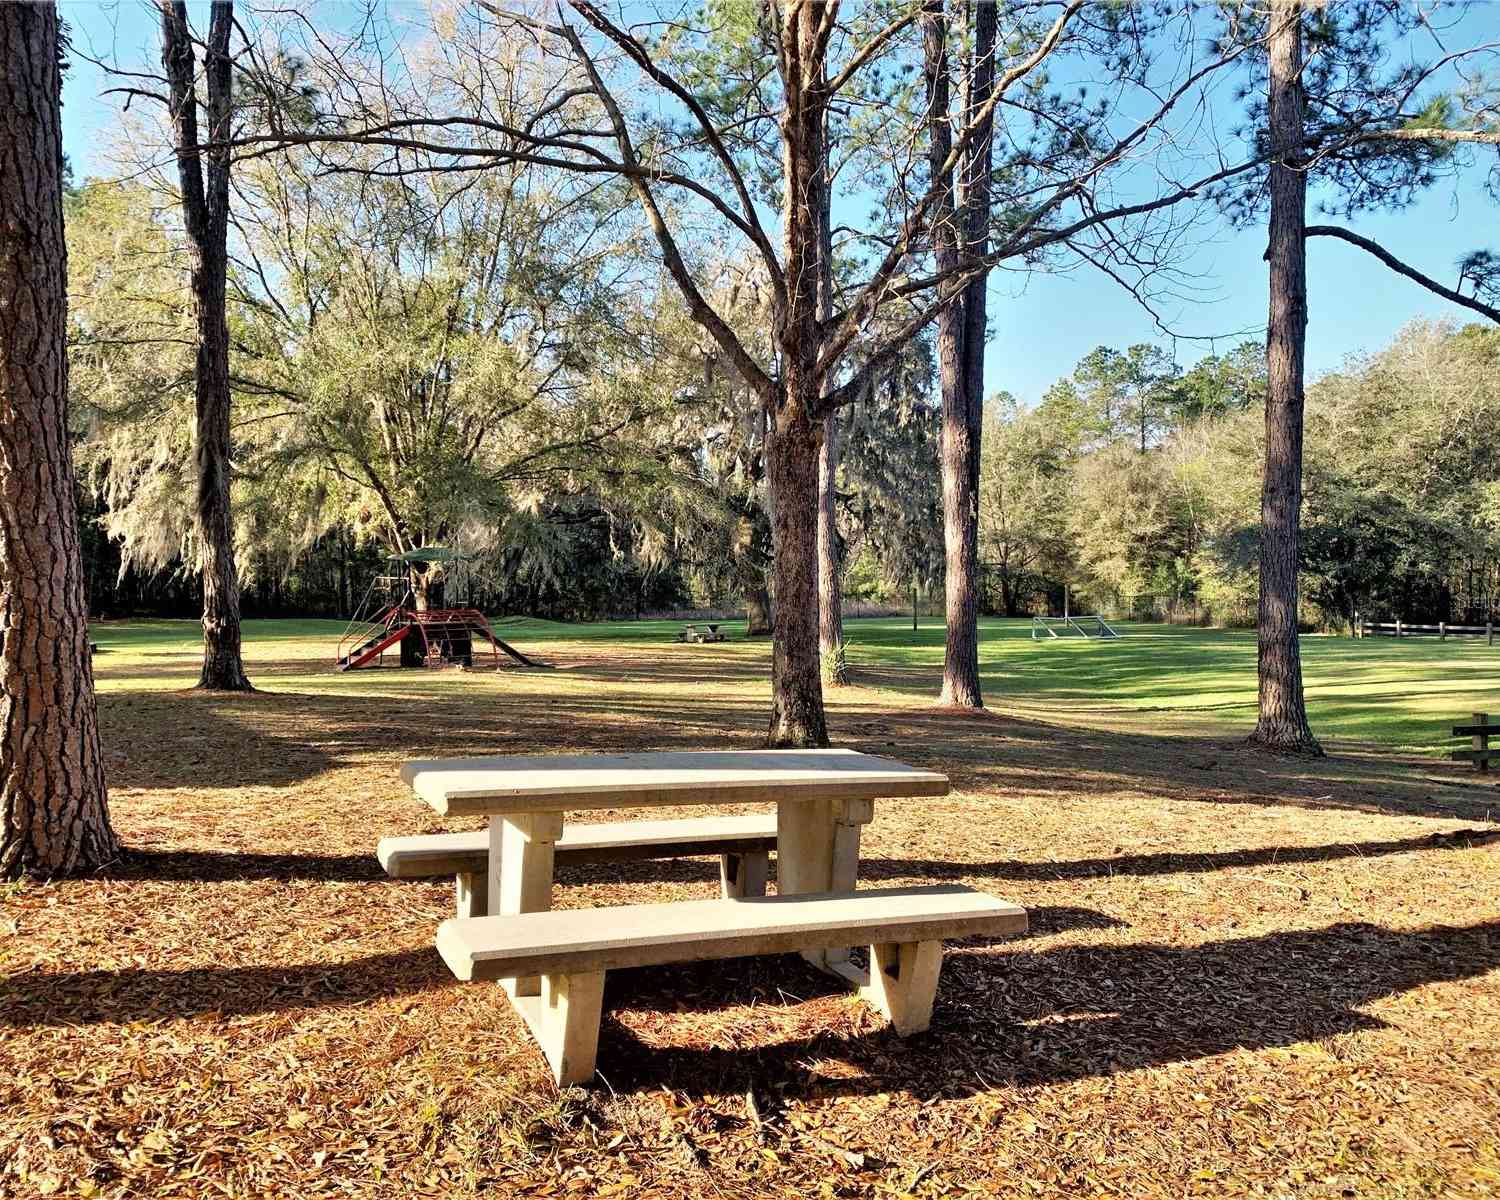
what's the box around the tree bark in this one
[817,410,848,683]
[766,398,828,747]
[1251,0,1322,754]
[409,565,443,612]
[337,530,349,618]
[160,0,252,692]
[925,0,990,710]
[950,0,994,707]
[0,1,119,878]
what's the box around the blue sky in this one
[985,164,1498,400]
[58,0,1500,404]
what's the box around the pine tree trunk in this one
[744,583,773,635]
[1251,0,1322,755]
[766,0,830,748]
[925,0,987,710]
[194,263,249,689]
[0,2,119,878]
[937,314,983,708]
[160,0,252,692]
[950,0,995,708]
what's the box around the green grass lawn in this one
[846,617,1499,753]
[88,614,1498,755]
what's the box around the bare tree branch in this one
[560,0,786,310]
[1306,224,1500,323]
[550,18,774,400]
[822,4,921,96]
[1359,125,1500,146]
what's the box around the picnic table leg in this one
[776,796,874,987]
[490,811,564,998]
[860,939,943,1035]
[720,850,769,898]
[455,871,487,919]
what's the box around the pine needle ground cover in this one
[2,618,1497,1198]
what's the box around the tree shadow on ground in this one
[859,827,1500,884]
[0,902,1115,1030]
[100,848,387,883]
[7,918,1496,1106]
[0,949,445,1028]
[103,826,1499,887]
[93,850,738,885]
[97,692,337,790]
[98,661,1498,821]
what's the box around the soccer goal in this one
[1031,614,1121,641]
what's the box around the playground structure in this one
[1031,613,1121,641]
[335,548,537,671]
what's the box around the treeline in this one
[73,307,1500,634]
[68,167,943,625]
[980,321,1500,629]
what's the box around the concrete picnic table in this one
[399,748,949,987]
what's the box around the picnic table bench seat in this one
[377,813,777,915]
[438,884,1027,1086]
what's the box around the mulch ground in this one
[2,639,1498,1198]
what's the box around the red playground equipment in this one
[335,548,537,671]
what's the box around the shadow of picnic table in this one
[598,915,1500,1097]
[4,915,1496,1103]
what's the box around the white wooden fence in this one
[1358,618,1495,645]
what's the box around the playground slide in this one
[337,626,408,670]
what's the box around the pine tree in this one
[0,1,119,876]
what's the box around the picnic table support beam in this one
[511,970,606,1088]
[492,811,563,998]
[777,795,874,985]
[859,938,943,1035]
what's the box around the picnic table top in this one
[401,748,950,817]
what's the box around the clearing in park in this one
[2,616,1496,1197]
